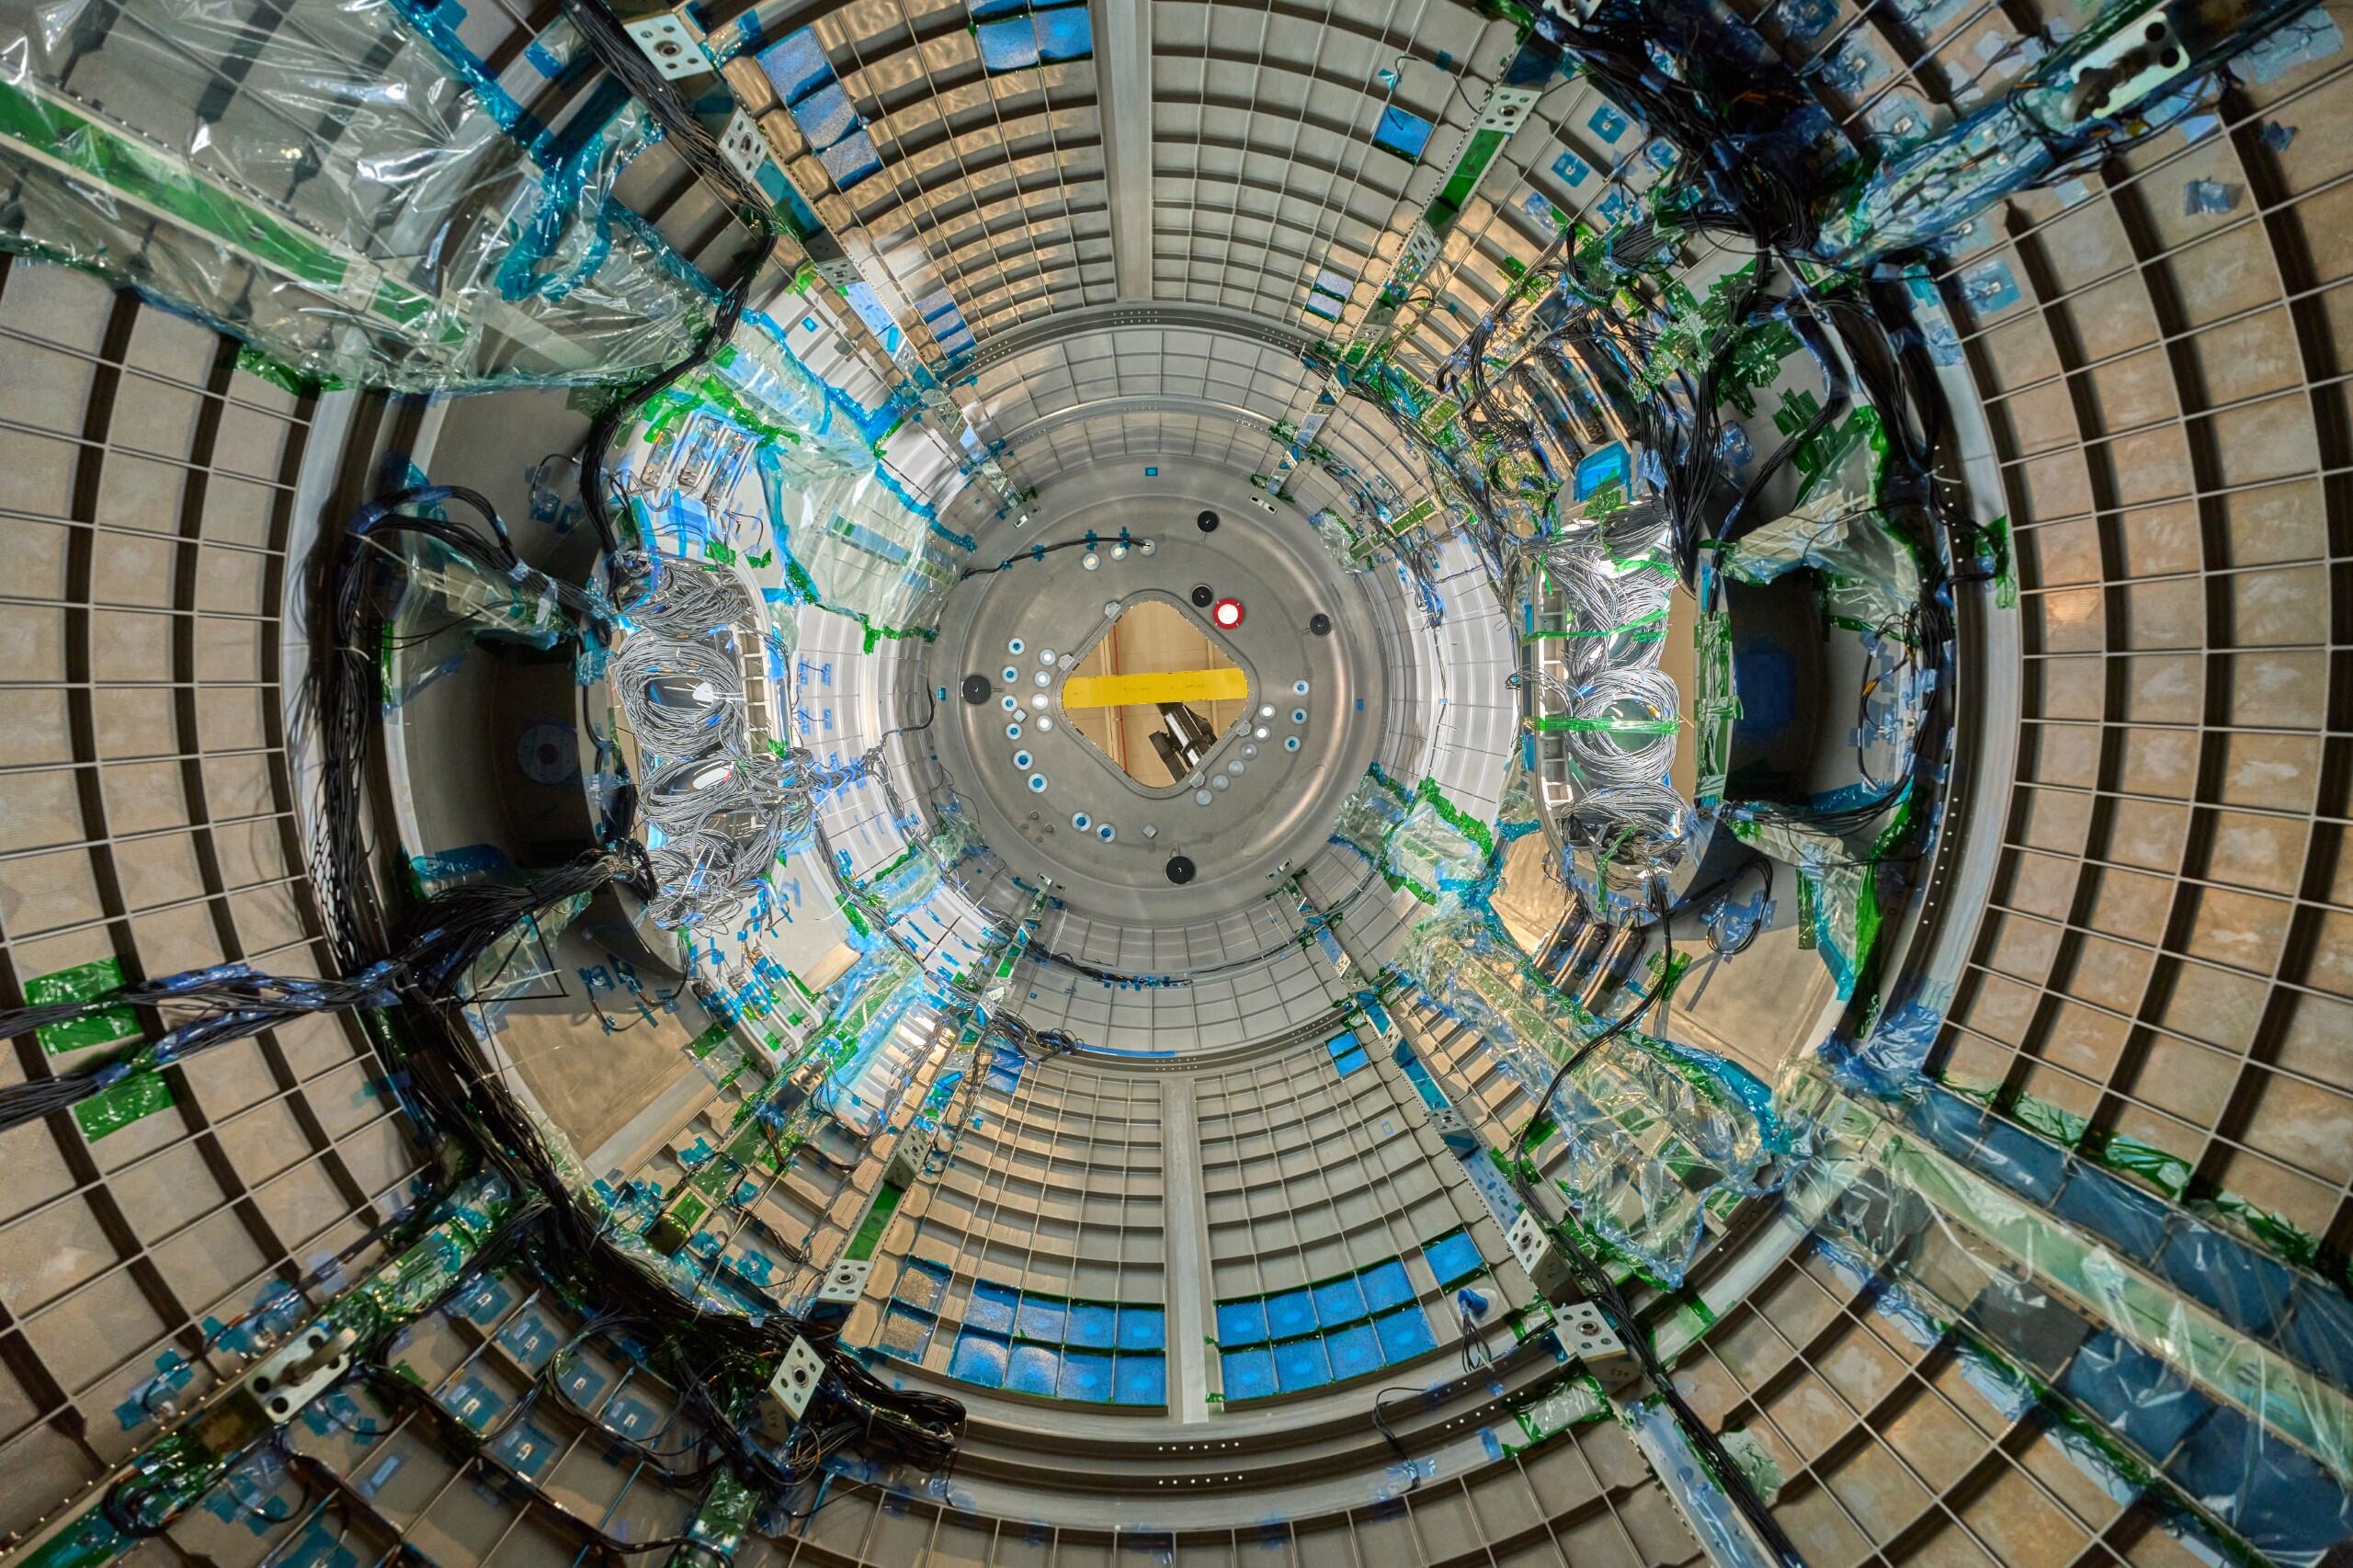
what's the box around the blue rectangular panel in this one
[1373,106,1435,160]
[1377,1306,1437,1362]
[1217,1298,1269,1346]
[2051,1164,2169,1262]
[1065,1301,1118,1349]
[819,130,884,191]
[1034,4,1092,61]
[786,79,858,151]
[1006,1342,1061,1397]
[1016,1293,1067,1344]
[1360,1259,1415,1313]
[1222,1346,1276,1400]
[949,1331,1008,1388]
[1326,1323,1381,1381]
[976,16,1043,71]
[1059,1349,1114,1402]
[1424,1229,1483,1286]
[1970,1116,2066,1204]
[966,1279,1017,1334]
[1265,1288,1316,1339]
[2057,1330,2208,1457]
[1313,1276,1369,1328]
[1114,1352,1166,1405]
[1273,1335,1330,1392]
[757,28,832,108]
[1118,1305,1165,1350]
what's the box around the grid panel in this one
[0,259,432,1540]
[875,1051,1166,1405]
[1893,27,2353,1274]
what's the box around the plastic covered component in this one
[0,0,718,391]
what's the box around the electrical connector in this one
[757,1336,825,1441]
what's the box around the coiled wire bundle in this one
[625,557,756,641]
[1564,665,1680,793]
[640,744,831,930]
[610,634,746,757]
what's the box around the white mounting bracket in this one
[758,1335,825,1440]
[2070,5,2192,120]
[812,256,863,290]
[1476,85,1543,135]
[814,1256,871,1312]
[1558,1301,1641,1392]
[622,8,710,81]
[1506,1208,1578,1303]
[718,110,772,188]
[244,1323,358,1425]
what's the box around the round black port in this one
[1190,585,1214,608]
[1309,612,1333,637]
[961,674,992,705]
[1165,855,1197,885]
[1196,509,1220,532]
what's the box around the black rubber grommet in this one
[1309,612,1333,637]
[1196,510,1220,532]
[1165,856,1197,885]
[961,675,992,704]
[1190,585,1214,608]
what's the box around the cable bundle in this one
[0,844,647,1135]
[640,745,823,930]
[627,558,756,641]
[611,633,748,757]
[1563,667,1679,792]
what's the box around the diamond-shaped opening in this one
[1065,601,1249,787]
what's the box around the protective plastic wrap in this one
[0,0,716,390]
[1799,1089,2353,1568]
[616,313,955,646]
[1397,900,1788,1282]
[380,529,573,711]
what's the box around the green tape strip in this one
[73,1073,175,1141]
[25,957,138,1054]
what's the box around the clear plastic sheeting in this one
[619,314,955,648]
[0,0,716,390]
[380,530,572,711]
[1397,900,1788,1282]
[1797,1084,2353,1568]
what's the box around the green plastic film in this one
[25,957,139,1054]
[73,1073,176,1141]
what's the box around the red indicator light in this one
[1211,597,1245,630]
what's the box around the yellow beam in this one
[1062,666,1248,709]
